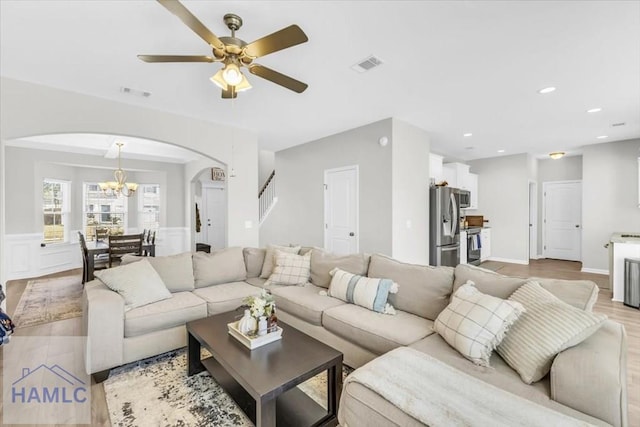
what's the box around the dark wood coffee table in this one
[187,311,343,427]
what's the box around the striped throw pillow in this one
[265,250,311,286]
[327,268,398,314]
[496,281,607,384]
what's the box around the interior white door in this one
[543,181,582,261]
[204,186,226,250]
[324,166,359,255]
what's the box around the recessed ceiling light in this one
[538,87,556,94]
[497,149,505,153]
[586,108,602,113]
[597,135,608,139]
[463,133,473,137]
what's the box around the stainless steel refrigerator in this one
[429,186,460,267]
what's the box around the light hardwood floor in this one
[1,259,638,426]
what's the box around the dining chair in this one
[95,227,110,242]
[143,230,156,256]
[78,231,108,284]
[108,233,144,267]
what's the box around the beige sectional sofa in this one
[82,247,628,427]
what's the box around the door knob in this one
[349,232,355,236]
[575,225,580,228]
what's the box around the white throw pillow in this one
[265,250,311,286]
[433,281,524,367]
[497,280,607,384]
[327,268,398,314]
[94,258,172,311]
[259,244,301,279]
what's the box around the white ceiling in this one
[1,1,639,161]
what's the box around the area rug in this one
[104,348,351,427]
[11,275,83,328]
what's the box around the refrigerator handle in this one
[450,193,458,237]
[441,244,460,252]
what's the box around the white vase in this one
[238,310,257,335]
[258,316,268,336]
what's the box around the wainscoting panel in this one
[4,228,190,280]
[4,233,82,281]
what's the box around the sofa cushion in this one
[260,244,301,279]
[368,253,454,320]
[433,282,524,367]
[328,268,398,314]
[265,250,311,286]
[192,281,262,315]
[94,258,172,311]
[270,283,346,325]
[322,304,433,355]
[243,247,266,279]
[192,247,247,288]
[121,252,195,292]
[453,264,528,299]
[408,334,610,426]
[310,249,370,289]
[124,291,207,337]
[497,281,607,384]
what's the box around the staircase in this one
[259,170,277,225]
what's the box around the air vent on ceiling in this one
[351,55,384,73]
[611,122,626,127]
[120,86,151,98]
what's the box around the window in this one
[83,183,127,240]
[138,184,161,232]
[43,179,70,243]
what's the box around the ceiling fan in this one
[138,0,309,99]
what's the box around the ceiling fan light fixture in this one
[210,69,228,90]
[235,73,252,92]
[222,63,243,86]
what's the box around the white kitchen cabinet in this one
[429,154,444,183]
[480,228,491,261]
[443,162,470,188]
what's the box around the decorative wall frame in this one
[211,167,226,182]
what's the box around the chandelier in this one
[99,142,138,197]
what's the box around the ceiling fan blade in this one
[138,55,215,63]
[249,64,308,93]
[157,0,225,50]
[244,25,308,59]
[221,87,237,99]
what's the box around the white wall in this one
[0,78,258,282]
[260,119,394,254]
[391,120,430,264]
[582,138,640,271]
[468,154,530,264]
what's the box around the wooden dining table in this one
[85,240,155,281]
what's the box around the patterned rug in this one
[11,275,83,328]
[104,348,351,427]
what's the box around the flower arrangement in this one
[244,289,275,319]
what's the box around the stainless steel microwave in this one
[458,189,471,208]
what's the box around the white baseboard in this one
[581,267,609,275]
[486,257,529,265]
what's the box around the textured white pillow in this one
[95,258,172,311]
[497,281,607,384]
[433,281,524,367]
[259,244,301,279]
[265,250,311,286]
[120,252,195,292]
